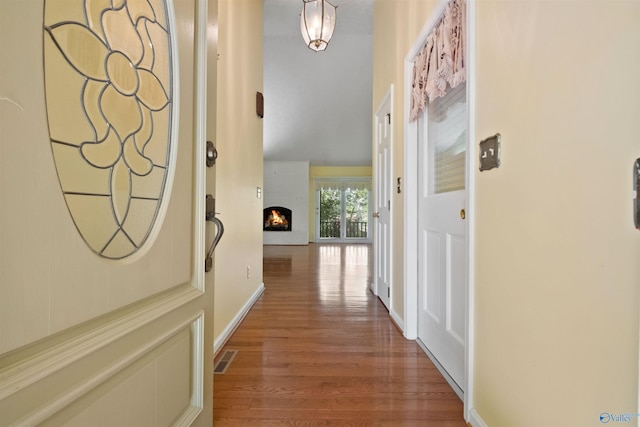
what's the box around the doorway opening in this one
[314,178,372,242]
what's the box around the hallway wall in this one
[473,1,640,425]
[373,0,640,425]
[214,0,264,345]
[372,0,436,323]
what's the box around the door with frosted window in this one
[417,83,467,393]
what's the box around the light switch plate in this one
[479,133,501,171]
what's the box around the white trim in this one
[190,0,208,414]
[191,0,208,293]
[389,308,404,332]
[468,408,489,427]
[403,0,476,422]
[464,0,477,422]
[213,283,265,355]
[403,64,418,340]
[190,310,205,412]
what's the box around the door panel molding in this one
[0,284,200,401]
[1,312,204,425]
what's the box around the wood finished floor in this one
[213,243,467,426]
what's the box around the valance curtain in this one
[314,179,371,191]
[409,0,466,123]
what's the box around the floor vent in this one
[214,350,238,374]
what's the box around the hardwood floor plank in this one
[213,244,466,426]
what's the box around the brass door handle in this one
[372,212,380,218]
[460,209,466,220]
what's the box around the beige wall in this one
[474,1,640,425]
[214,0,264,343]
[372,0,436,321]
[374,0,640,425]
[308,166,373,241]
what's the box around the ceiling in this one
[263,0,374,166]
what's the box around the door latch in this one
[206,194,215,221]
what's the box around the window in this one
[315,178,371,241]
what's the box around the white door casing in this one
[0,0,215,425]
[373,85,393,310]
[403,0,476,420]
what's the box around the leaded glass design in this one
[43,0,175,260]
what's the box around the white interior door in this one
[374,87,392,310]
[417,83,467,392]
[0,0,215,425]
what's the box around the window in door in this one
[316,178,371,241]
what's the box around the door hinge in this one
[388,287,390,298]
[385,113,391,125]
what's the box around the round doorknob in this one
[460,209,466,220]
[372,212,380,218]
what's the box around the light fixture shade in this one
[300,0,337,52]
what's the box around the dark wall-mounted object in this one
[256,91,264,118]
[479,133,501,171]
[634,158,639,230]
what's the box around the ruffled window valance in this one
[314,179,371,191]
[409,0,466,123]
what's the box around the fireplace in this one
[263,206,292,231]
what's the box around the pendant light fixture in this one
[300,0,337,52]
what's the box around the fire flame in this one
[270,210,287,225]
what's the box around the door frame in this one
[402,0,476,421]
[373,85,393,310]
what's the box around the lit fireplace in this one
[263,206,292,231]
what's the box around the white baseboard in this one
[468,408,488,427]
[213,283,265,355]
[390,308,404,333]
